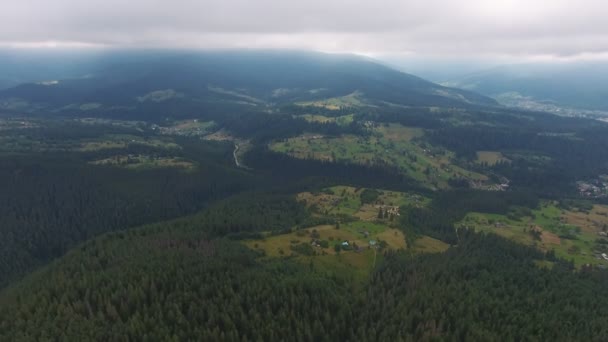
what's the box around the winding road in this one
[233,143,242,168]
[233,143,252,170]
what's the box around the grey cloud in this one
[1,0,607,60]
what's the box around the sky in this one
[1,0,607,64]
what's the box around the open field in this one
[208,85,265,105]
[244,185,447,281]
[298,114,355,126]
[458,202,608,267]
[296,91,367,109]
[375,123,424,142]
[89,154,196,170]
[270,124,489,189]
[243,223,404,282]
[156,119,216,137]
[0,119,201,172]
[244,223,447,282]
[476,151,509,165]
[297,185,428,219]
[77,134,180,152]
[0,130,178,154]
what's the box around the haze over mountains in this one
[0,50,497,117]
[388,58,608,115]
[4,49,607,120]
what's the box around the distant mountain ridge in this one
[444,62,608,112]
[0,50,497,117]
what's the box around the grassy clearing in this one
[207,86,264,105]
[244,224,404,283]
[296,91,366,109]
[89,155,196,170]
[0,119,187,156]
[244,223,447,282]
[0,132,178,154]
[299,114,333,123]
[298,114,355,126]
[296,185,428,219]
[270,124,488,189]
[157,120,216,137]
[78,134,180,152]
[411,236,450,253]
[245,224,405,257]
[244,185,444,282]
[476,151,509,165]
[459,202,608,267]
[375,123,423,142]
[136,89,183,103]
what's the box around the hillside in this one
[0,50,496,119]
[2,193,608,341]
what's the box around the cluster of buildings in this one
[375,205,400,217]
[470,178,510,191]
[577,179,608,198]
[153,121,209,137]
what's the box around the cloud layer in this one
[1,0,607,59]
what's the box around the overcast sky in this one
[1,0,607,62]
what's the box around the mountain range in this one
[0,50,496,118]
[442,61,608,112]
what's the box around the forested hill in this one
[0,50,496,119]
[1,215,607,341]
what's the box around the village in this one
[152,119,216,137]
[577,176,608,198]
[243,186,448,279]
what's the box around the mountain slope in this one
[0,50,497,117]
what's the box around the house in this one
[341,241,349,247]
[602,253,608,261]
[369,240,377,247]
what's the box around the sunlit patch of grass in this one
[271,127,488,189]
[296,91,367,109]
[411,236,450,253]
[90,155,195,171]
[77,135,180,152]
[459,202,608,267]
[476,151,509,165]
